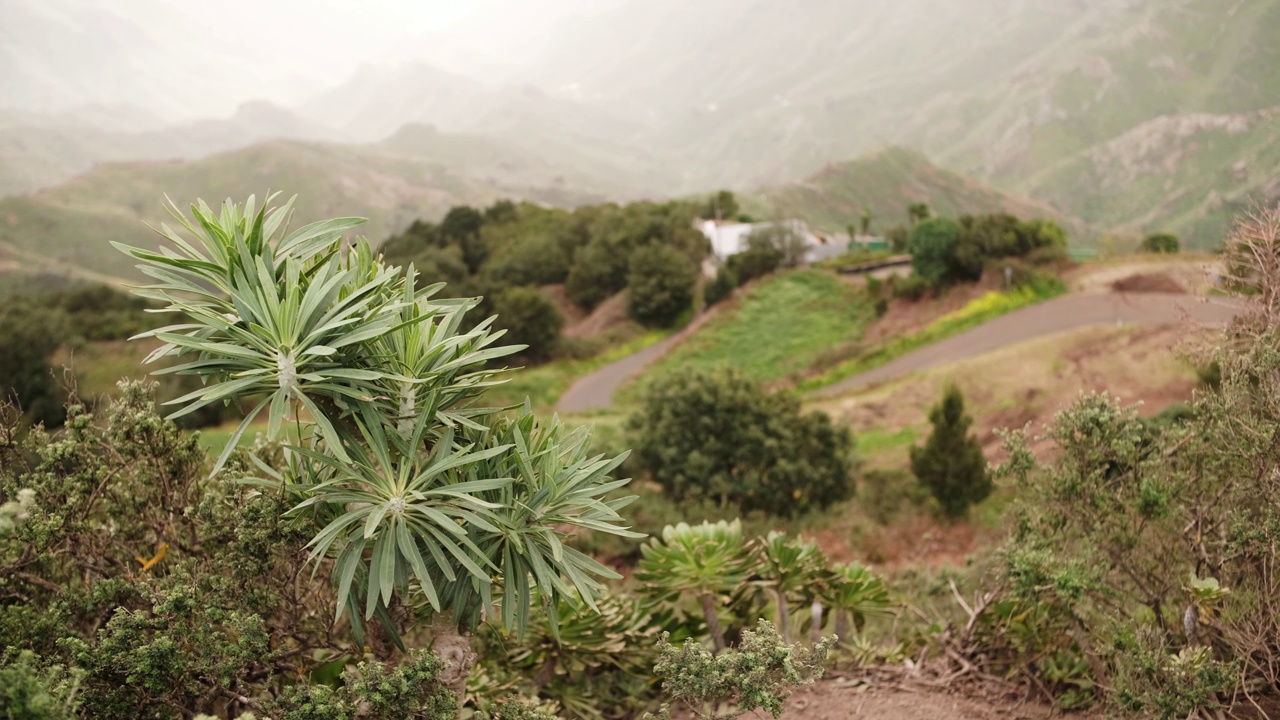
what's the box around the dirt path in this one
[811,292,1241,399]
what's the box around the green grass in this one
[628,270,875,397]
[799,276,1067,393]
[856,426,919,456]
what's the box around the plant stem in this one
[700,592,727,652]
[432,617,476,717]
[776,590,791,644]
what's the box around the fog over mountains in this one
[2,0,1278,267]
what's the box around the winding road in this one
[555,291,1243,413]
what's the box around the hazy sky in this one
[2,0,618,118]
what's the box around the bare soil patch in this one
[813,323,1210,463]
[1110,271,1186,293]
[776,679,1102,720]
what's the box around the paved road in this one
[555,292,1243,413]
[810,292,1242,398]
[556,333,685,414]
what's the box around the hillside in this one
[526,0,1280,246]
[0,101,343,199]
[746,147,1088,237]
[0,131,636,282]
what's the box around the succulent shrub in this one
[637,521,755,652]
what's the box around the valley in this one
[3,2,1280,718]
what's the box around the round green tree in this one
[628,368,854,515]
[908,217,961,284]
[491,286,564,362]
[1141,232,1180,254]
[627,244,697,327]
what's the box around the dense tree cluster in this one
[380,198,708,356]
[0,285,230,429]
[906,212,1067,290]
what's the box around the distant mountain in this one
[526,0,1280,247]
[744,147,1089,238]
[0,101,344,198]
[0,129,644,283]
[297,61,667,195]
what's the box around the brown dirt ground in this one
[815,323,1209,461]
[1110,272,1187,294]
[775,680,1104,720]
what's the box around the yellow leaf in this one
[135,542,169,572]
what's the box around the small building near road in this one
[696,219,851,267]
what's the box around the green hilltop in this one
[742,147,1087,238]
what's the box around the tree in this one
[907,202,931,225]
[439,205,488,271]
[908,217,961,284]
[725,234,784,284]
[745,223,807,268]
[113,194,641,706]
[909,385,991,518]
[704,267,737,307]
[628,244,698,327]
[491,286,565,362]
[885,224,909,253]
[1141,232,1180,254]
[0,302,67,427]
[702,190,739,221]
[860,207,873,236]
[565,237,629,309]
[629,368,854,516]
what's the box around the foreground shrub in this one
[629,368,855,515]
[643,620,832,720]
[637,520,756,652]
[990,205,1280,712]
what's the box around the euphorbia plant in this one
[115,194,642,702]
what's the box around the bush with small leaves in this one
[0,649,82,720]
[642,620,832,720]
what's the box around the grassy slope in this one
[0,133,629,282]
[628,271,875,397]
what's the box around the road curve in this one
[809,292,1242,399]
[556,333,685,414]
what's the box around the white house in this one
[697,219,849,267]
